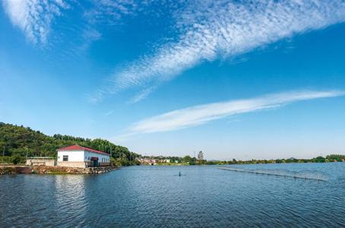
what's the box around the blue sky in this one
[1,0,345,160]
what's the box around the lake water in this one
[1,163,345,227]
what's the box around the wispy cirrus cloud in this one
[2,0,69,45]
[2,0,144,48]
[123,90,344,135]
[2,0,165,55]
[85,0,142,25]
[93,0,345,103]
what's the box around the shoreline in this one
[0,165,117,175]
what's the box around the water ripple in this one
[1,163,345,227]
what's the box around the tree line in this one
[0,122,139,166]
[1,122,343,166]
[141,155,345,166]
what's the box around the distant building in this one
[57,145,110,168]
[138,157,156,165]
[198,151,204,160]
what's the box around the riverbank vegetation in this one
[202,155,345,165]
[0,122,139,166]
[139,155,345,166]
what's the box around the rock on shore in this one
[0,166,117,175]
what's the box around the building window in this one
[63,155,69,161]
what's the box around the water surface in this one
[1,163,345,227]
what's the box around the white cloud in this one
[84,0,163,26]
[95,0,345,102]
[128,86,156,104]
[126,90,344,135]
[85,0,138,23]
[2,0,68,45]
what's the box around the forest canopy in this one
[0,122,139,166]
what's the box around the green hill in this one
[0,122,139,166]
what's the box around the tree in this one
[182,155,196,165]
[314,156,326,163]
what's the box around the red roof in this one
[57,145,110,156]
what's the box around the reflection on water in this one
[54,175,87,227]
[1,163,345,227]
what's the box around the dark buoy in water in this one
[179,171,182,177]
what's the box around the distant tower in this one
[198,151,204,160]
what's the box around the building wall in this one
[26,158,56,167]
[57,161,87,168]
[57,150,85,162]
[57,150,110,167]
[84,151,110,163]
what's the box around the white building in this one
[57,145,111,168]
